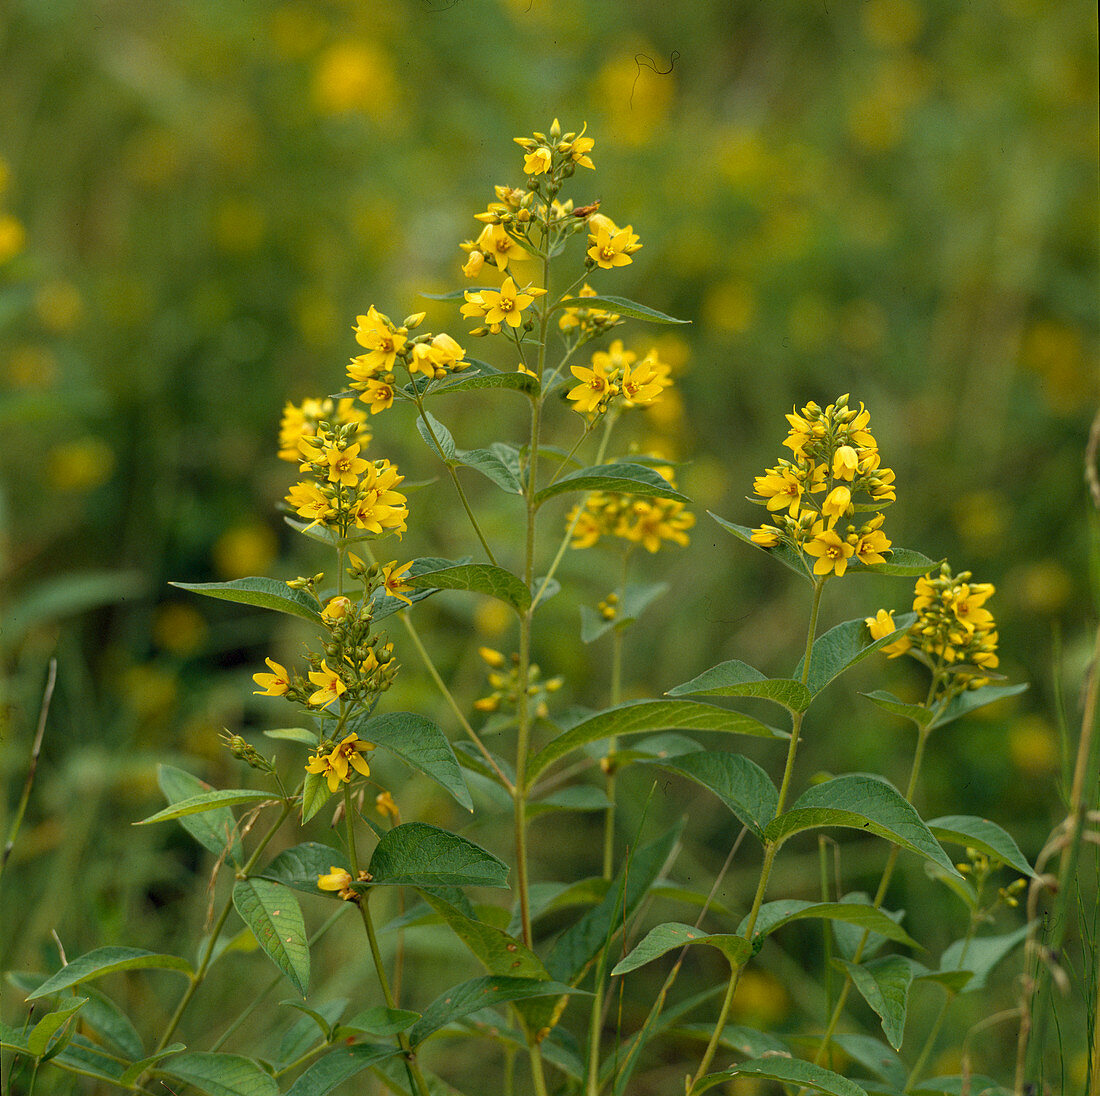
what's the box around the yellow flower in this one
[430,331,467,371]
[286,481,336,529]
[947,583,996,635]
[317,866,356,900]
[354,305,406,371]
[567,360,613,414]
[565,125,595,169]
[324,442,369,486]
[360,377,395,414]
[478,646,506,668]
[821,485,852,526]
[753,469,804,517]
[328,732,374,784]
[475,223,531,273]
[322,596,352,622]
[587,221,641,269]
[480,276,538,329]
[805,526,854,577]
[376,791,400,822]
[832,445,858,481]
[307,660,347,708]
[381,560,415,605]
[865,608,911,657]
[252,658,290,696]
[461,249,485,278]
[351,460,408,535]
[750,525,782,547]
[852,526,892,566]
[523,147,552,175]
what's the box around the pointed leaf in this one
[367,822,508,888]
[668,659,811,713]
[159,1052,279,1096]
[527,699,785,790]
[78,987,144,1059]
[261,727,318,745]
[283,1043,398,1096]
[741,900,918,949]
[553,295,689,324]
[527,784,612,818]
[535,461,690,506]
[454,445,523,494]
[794,615,918,696]
[927,815,1036,878]
[276,998,348,1067]
[27,948,193,999]
[849,547,942,577]
[27,997,87,1057]
[409,976,586,1045]
[157,764,243,862]
[831,892,907,961]
[119,1045,187,1085]
[827,1033,906,1089]
[940,924,1029,993]
[431,358,540,397]
[765,775,961,879]
[642,751,778,840]
[709,512,811,580]
[260,842,352,900]
[407,562,530,613]
[611,923,750,976]
[346,711,473,811]
[580,582,668,643]
[300,771,332,824]
[136,789,273,826]
[935,683,1029,728]
[47,1036,127,1083]
[909,1075,1009,1096]
[169,577,323,626]
[232,879,309,996]
[338,1006,420,1038]
[281,1000,338,1040]
[835,956,915,1050]
[697,1057,870,1096]
[863,690,935,729]
[415,409,455,462]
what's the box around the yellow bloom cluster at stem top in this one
[568,467,695,554]
[566,338,673,417]
[749,394,895,578]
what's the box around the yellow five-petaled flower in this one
[305,732,375,792]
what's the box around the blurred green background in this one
[2,0,1096,1089]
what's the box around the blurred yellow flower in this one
[213,523,278,579]
[0,213,26,263]
[312,41,394,118]
[46,438,115,492]
[35,281,83,332]
[152,602,208,656]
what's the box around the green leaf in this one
[674,1023,787,1057]
[338,1006,421,1038]
[27,948,193,999]
[709,512,811,580]
[276,998,348,1067]
[667,659,812,713]
[909,1075,1010,1096]
[827,1033,906,1089]
[283,1044,399,1096]
[231,880,310,996]
[367,823,508,888]
[527,699,785,790]
[940,925,1029,993]
[454,443,523,494]
[160,1052,279,1096]
[935,683,1029,728]
[157,765,243,862]
[765,774,961,879]
[546,820,684,983]
[862,690,935,729]
[928,815,1037,878]
[47,1036,128,1083]
[641,751,778,840]
[119,1045,187,1086]
[433,359,540,397]
[415,410,456,462]
[527,784,612,818]
[849,547,941,577]
[611,923,750,976]
[261,727,319,745]
[136,789,273,826]
[836,956,915,1050]
[742,900,918,949]
[534,461,690,507]
[580,582,668,643]
[260,842,352,900]
[27,997,87,1058]
[831,892,907,961]
[407,561,531,613]
[553,294,689,325]
[169,577,323,626]
[78,987,144,1059]
[794,615,918,696]
[409,976,586,1045]
[697,1057,871,1096]
[368,555,460,621]
[346,711,473,811]
[300,770,332,824]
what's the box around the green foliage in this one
[231,879,310,996]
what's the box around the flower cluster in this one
[306,732,375,794]
[286,417,408,537]
[278,397,368,462]
[461,275,546,336]
[867,563,1000,694]
[558,282,621,344]
[749,394,895,578]
[347,306,469,413]
[566,339,673,417]
[473,646,563,718]
[568,467,694,554]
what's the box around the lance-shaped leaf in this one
[169,577,323,626]
[337,1006,420,1038]
[794,614,918,697]
[863,690,935,729]
[276,998,348,1067]
[535,461,690,507]
[119,1045,187,1086]
[835,956,916,1050]
[940,924,1029,993]
[765,775,961,879]
[262,727,318,745]
[527,699,785,790]
[934,683,1029,728]
[667,659,811,714]
[27,997,87,1058]
[232,879,310,996]
[409,976,587,1045]
[78,987,144,1059]
[454,443,523,494]
[527,784,612,818]
[697,1057,870,1096]
[828,1032,906,1089]
[27,948,194,999]
[709,512,811,581]
[848,547,942,577]
[157,765,243,862]
[136,789,273,827]
[546,820,684,983]
[908,1075,1009,1096]
[580,582,668,643]
[367,822,508,888]
[641,751,778,840]
[739,900,918,950]
[45,1037,127,1083]
[367,556,460,621]
[346,711,473,811]
[433,359,541,397]
[831,892,907,961]
[407,562,531,613]
[928,815,1036,878]
[415,409,455,462]
[159,1052,279,1096]
[553,294,689,325]
[260,842,353,899]
[300,771,332,824]
[282,1044,399,1096]
[611,923,750,976]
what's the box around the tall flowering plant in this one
[10,124,1044,1096]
